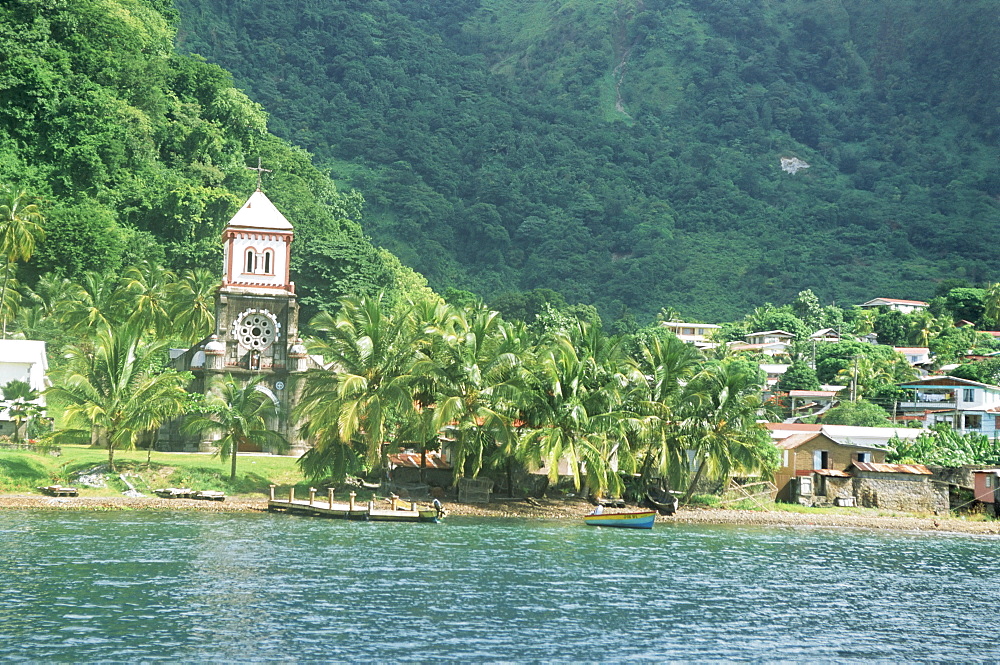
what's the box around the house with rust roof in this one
[770,431,947,512]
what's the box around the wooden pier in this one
[38,485,78,497]
[267,486,442,523]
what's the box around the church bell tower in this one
[199,188,310,452]
[210,188,299,372]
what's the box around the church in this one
[161,187,317,454]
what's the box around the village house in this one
[972,470,1000,515]
[897,376,1000,435]
[659,321,721,348]
[387,449,452,488]
[894,346,932,367]
[759,363,790,390]
[769,431,946,511]
[809,328,841,343]
[771,431,884,503]
[787,389,839,416]
[859,297,929,314]
[765,422,927,450]
[746,330,795,345]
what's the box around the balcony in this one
[900,392,956,410]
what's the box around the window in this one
[964,388,976,403]
[813,450,829,470]
[782,450,789,467]
[987,475,994,489]
[262,250,272,274]
[964,414,982,430]
[245,249,256,273]
[857,452,872,463]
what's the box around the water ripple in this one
[0,511,997,661]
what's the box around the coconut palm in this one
[632,333,704,489]
[183,375,288,480]
[1,379,42,442]
[679,361,779,504]
[46,326,188,471]
[908,310,942,347]
[0,187,45,337]
[296,294,423,480]
[414,304,526,485]
[168,268,217,345]
[59,271,134,334]
[985,283,1000,329]
[834,356,896,400]
[122,262,177,338]
[517,330,646,498]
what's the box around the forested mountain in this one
[173,0,1000,322]
[0,0,430,321]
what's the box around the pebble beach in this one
[2,494,999,535]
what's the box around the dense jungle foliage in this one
[0,0,431,321]
[173,0,1000,322]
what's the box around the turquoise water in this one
[0,511,997,661]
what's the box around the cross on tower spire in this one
[246,157,272,191]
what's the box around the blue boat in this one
[583,509,656,529]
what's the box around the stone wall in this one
[853,473,949,514]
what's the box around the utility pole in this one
[850,355,859,402]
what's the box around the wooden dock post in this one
[288,486,295,504]
[349,491,356,510]
[411,501,417,511]
[309,487,316,506]
[269,485,276,501]
[328,488,335,508]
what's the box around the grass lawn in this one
[0,444,314,497]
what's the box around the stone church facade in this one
[160,189,315,454]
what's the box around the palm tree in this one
[679,362,779,504]
[122,262,176,338]
[183,376,287,481]
[632,334,704,490]
[834,356,895,401]
[46,326,189,471]
[59,271,134,334]
[0,187,45,337]
[517,330,646,498]
[168,268,217,345]
[414,304,526,485]
[1,379,41,442]
[908,310,942,347]
[295,294,422,481]
[984,283,1000,329]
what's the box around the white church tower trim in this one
[221,190,295,293]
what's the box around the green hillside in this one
[173,0,1000,322]
[0,0,428,320]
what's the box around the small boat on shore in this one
[584,509,656,529]
[644,486,678,515]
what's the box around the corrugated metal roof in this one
[388,451,451,470]
[815,469,851,477]
[851,461,932,475]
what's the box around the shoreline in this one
[2,494,999,535]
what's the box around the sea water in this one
[0,510,996,661]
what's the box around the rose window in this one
[236,312,277,350]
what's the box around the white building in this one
[859,298,929,314]
[660,321,721,348]
[0,340,49,437]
